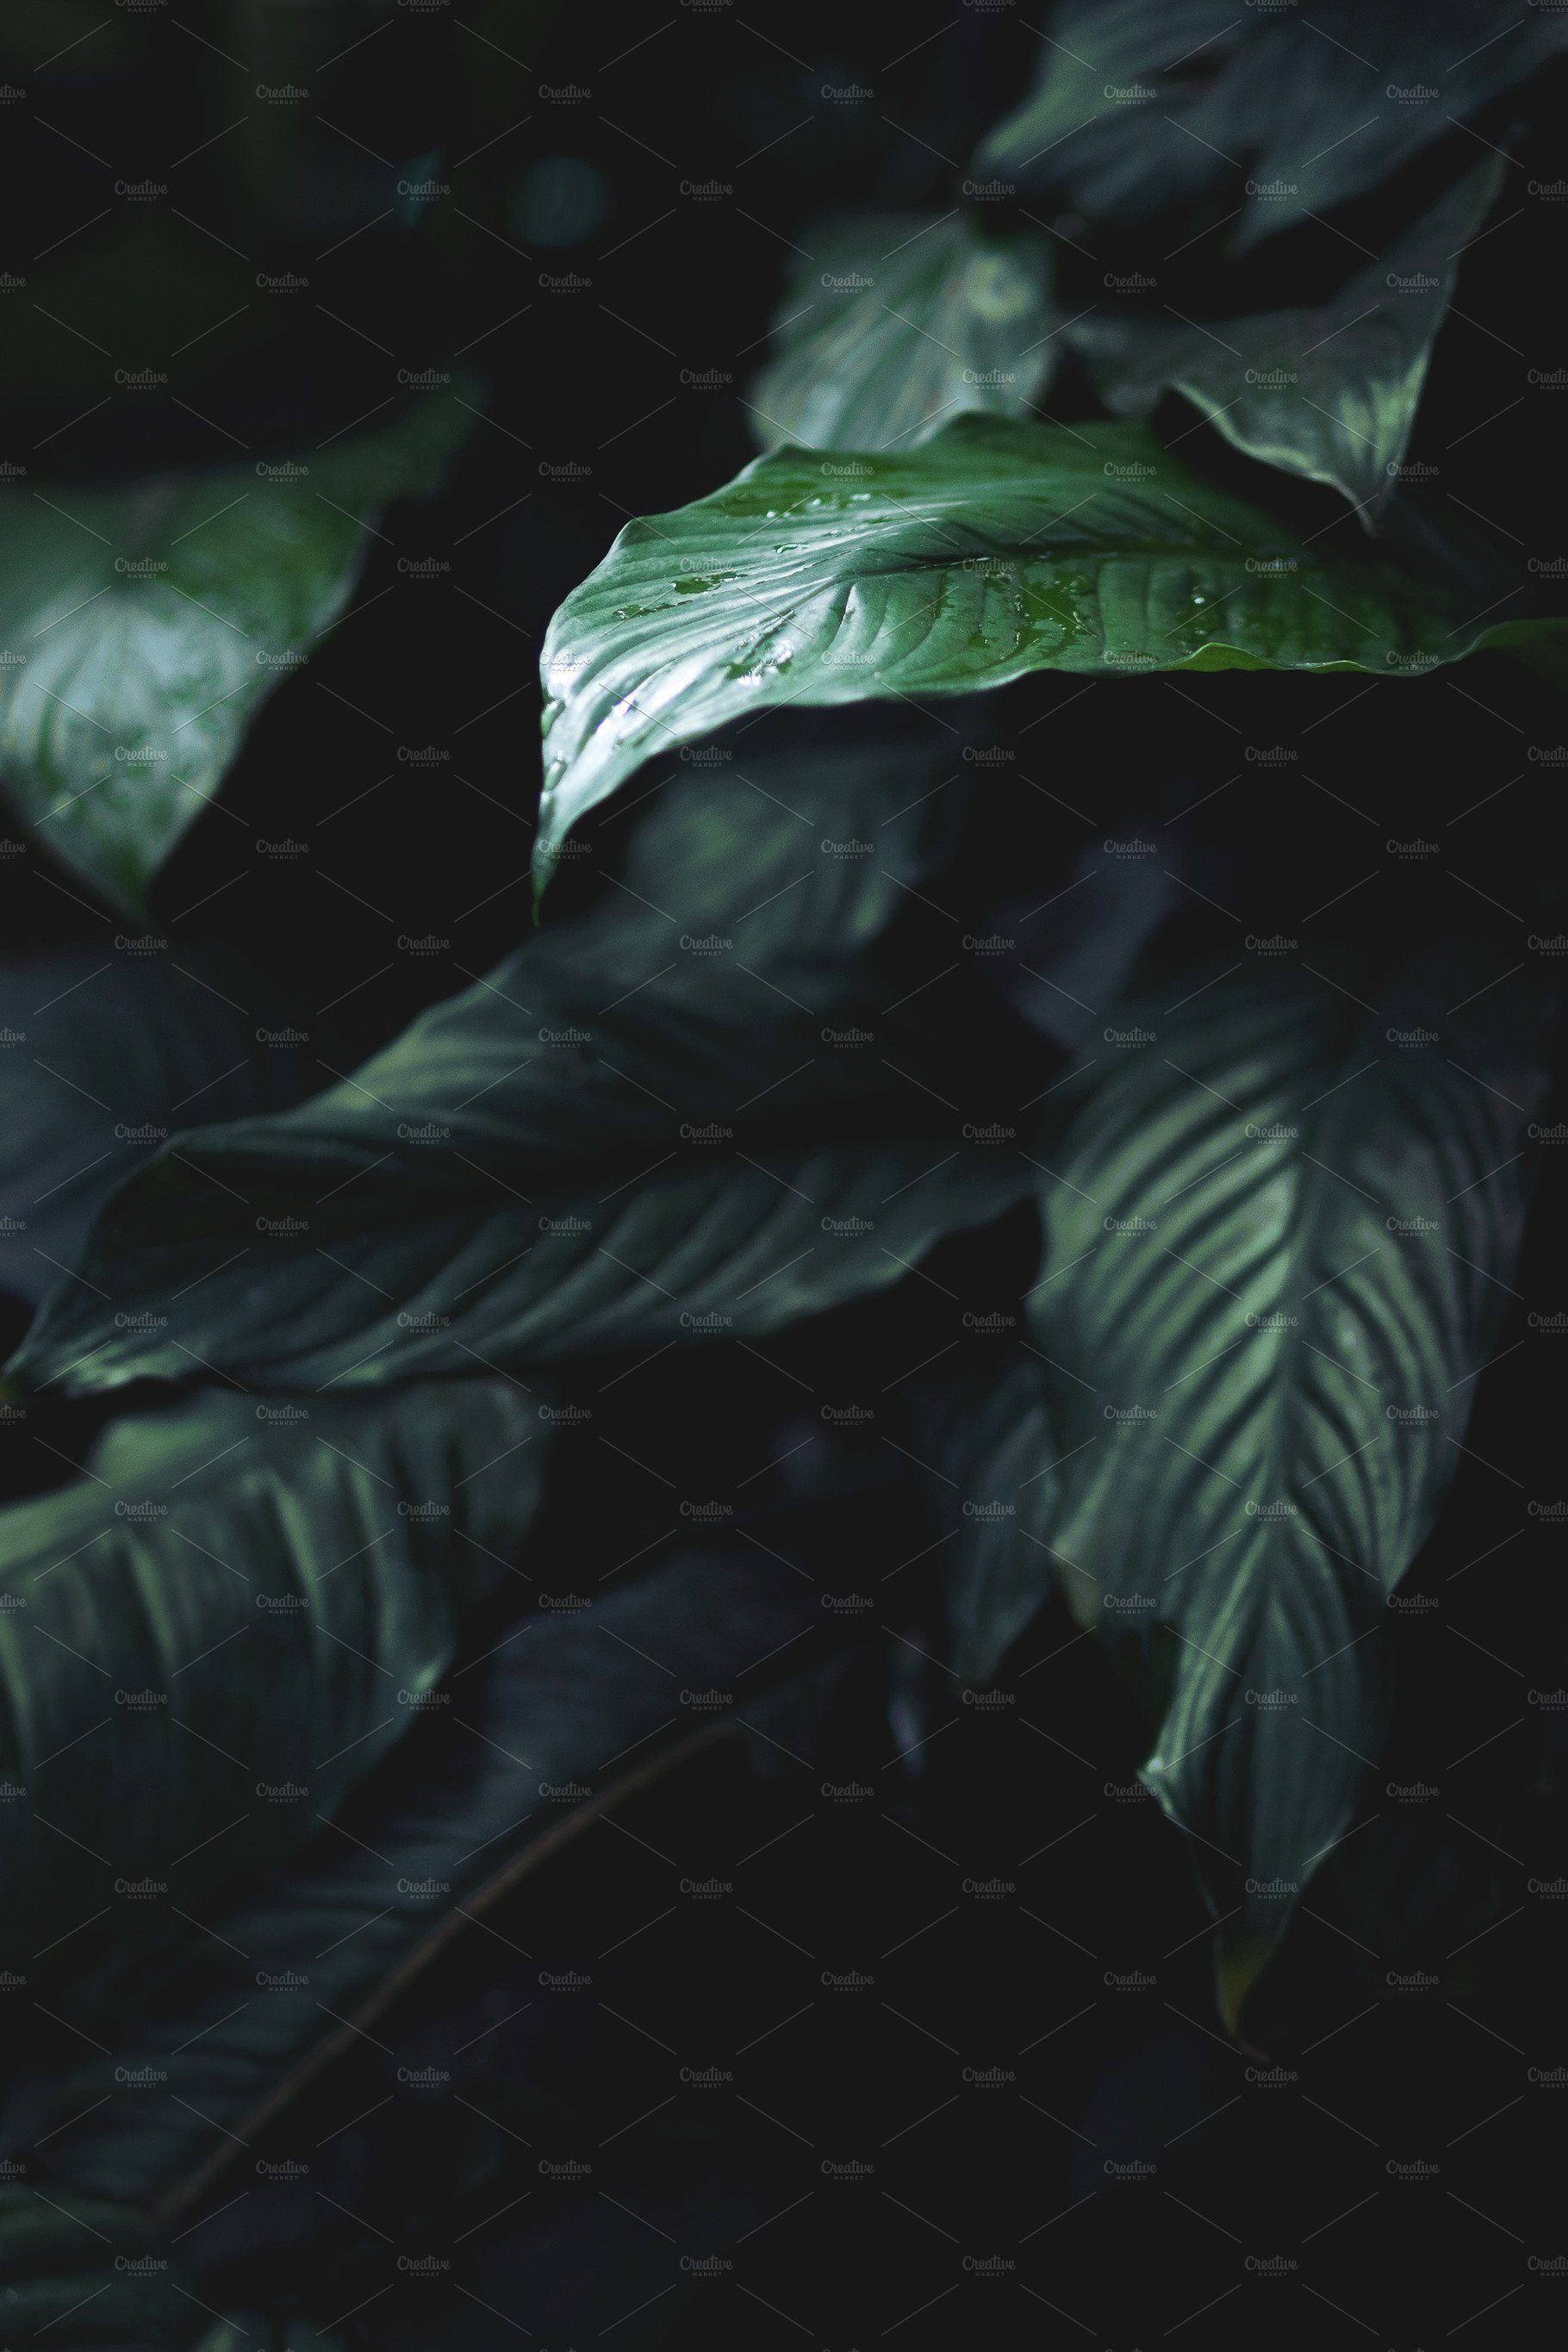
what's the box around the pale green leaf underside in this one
[752,211,1056,452]
[0,395,470,912]
[536,414,1526,880]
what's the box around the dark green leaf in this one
[1070,160,1503,515]
[978,0,1562,244]
[0,948,307,1310]
[0,2187,203,2345]
[951,944,1552,1980]
[753,212,1056,451]
[25,1550,839,2222]
[7,750,1030,1396]
[0,395,470,914]
[0,2185,341,2345]
[936,1360,1052,1682]
[0,1381,541,1972]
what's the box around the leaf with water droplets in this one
[535,414,1547,886]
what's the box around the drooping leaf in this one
[535,415,1550,877]
[21,1547,847,2230]
[1070,159,1504,516]
[6,748,1035,1397]
[14,1143,1021,1399]
[0,947,308,1312]
[0,394,470,914]
[0,1380,541,1975]
[978,0,1564,244]
[950,943,1553,1987]
[752,212,1056,452]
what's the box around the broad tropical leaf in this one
[950,943,1552,1990]
[9,1144,1023,1398]
[535,415,1551,878]
[752,212,1056,452]
[0,1381,541,1973]
[1071,160,1503,516]
[0,394,470,913]
[979,0,1563,244]
[6,749,1035,1396]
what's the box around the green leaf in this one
[977,0,1563,243]
[752,212,1056,452]
[9,1142,1016,1397]
[951,943,1552,1982]
[0,1380,541,1974]
[0,946,307,1310]
[975,0,1242,221]
[0,394,470,915]
[7,748,1031,1396]
[1070,160,1503,516]
[26,1548,841,2226]
[535,415,1539,876]
[936,1360,1051,1681]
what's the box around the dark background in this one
[1,3,1565,2343]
